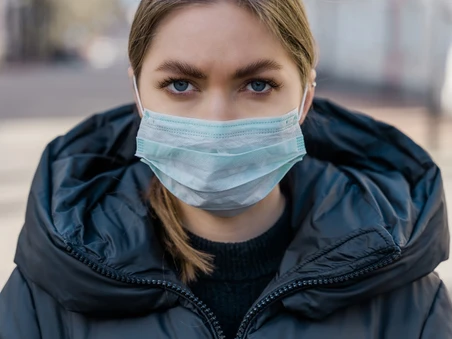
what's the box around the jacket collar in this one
[15,100,449,318]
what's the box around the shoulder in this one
[1,267,62,310]
[1,268,73,338]
[1,268,41,338]
[381,273,452,337]
[390,272,446,302]
[374,272,451,319]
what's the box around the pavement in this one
[0,65,451,293]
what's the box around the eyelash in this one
[157,77,282,97]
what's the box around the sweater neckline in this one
[188,195,292,281]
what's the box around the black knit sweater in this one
[189,200,292,339]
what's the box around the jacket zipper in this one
[233,252,401,339]
[66,244,400,339]
[65,245,226,339]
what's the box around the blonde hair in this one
[129,0,317,283]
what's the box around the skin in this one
[130,1,316,243]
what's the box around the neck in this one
[179,185,286,243]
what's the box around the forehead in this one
[145,2,292,71]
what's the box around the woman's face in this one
[134,1,312,121]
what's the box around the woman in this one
[1,0,451,338]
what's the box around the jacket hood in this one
[14,99,449,319]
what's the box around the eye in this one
[168,80,194,93]
[246,80,272,93]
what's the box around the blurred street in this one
[0,65,451,292]
[0,64,131,118]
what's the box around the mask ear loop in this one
[133,75,145,114]
[297,85,310,121]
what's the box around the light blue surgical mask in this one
[133,76,308,217]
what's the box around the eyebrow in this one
[155,59,283,80]
[156,60,207,79]
[233,59,282,79]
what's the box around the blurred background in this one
[0,0,451,290]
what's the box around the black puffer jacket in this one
[1,99,451,339]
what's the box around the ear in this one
[128,66,143,117]
[299,69,317,124]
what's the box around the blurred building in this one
[0,1,5,63]
[0,0,125,64]
[0,0,67,63]
[304,0,452,116]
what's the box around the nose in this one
[197,90,238,121]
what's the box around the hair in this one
[129,0,317,283]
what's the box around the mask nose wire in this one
[133,76,145,114]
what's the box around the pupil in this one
[251,81,266,92]
[174,81,189,91]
